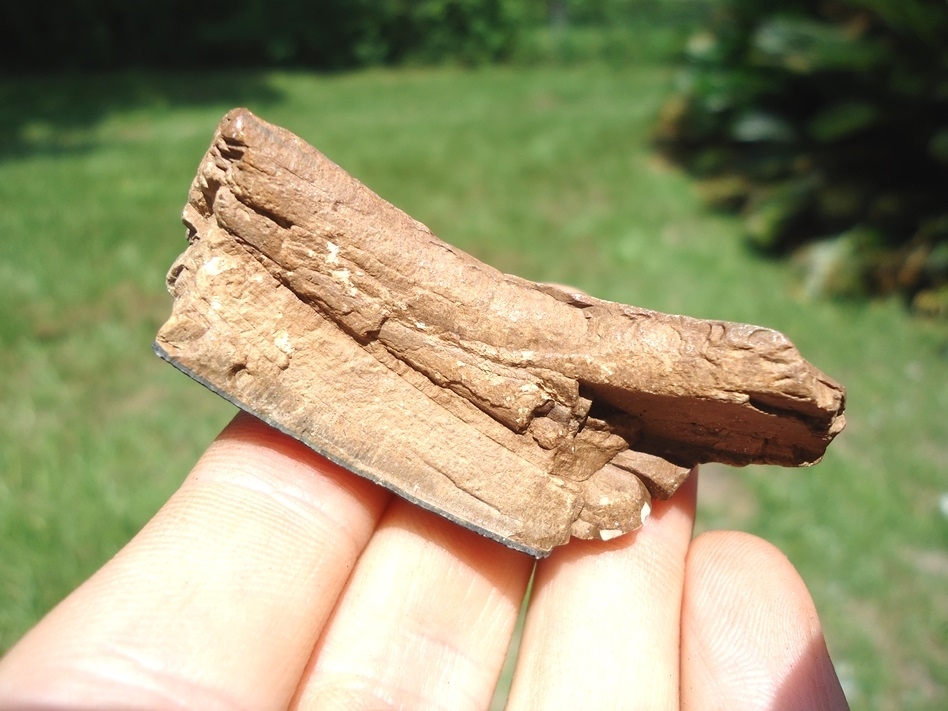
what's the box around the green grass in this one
[1,65,946,710]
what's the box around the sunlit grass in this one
[1,65,946,709]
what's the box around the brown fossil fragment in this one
[154,108,846,557]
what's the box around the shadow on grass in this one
[0,70,285,159]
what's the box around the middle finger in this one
[291,497,534,710]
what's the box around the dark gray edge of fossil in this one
[154,341,552,558]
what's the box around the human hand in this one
[0,412,849,710]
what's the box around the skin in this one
[0,412,850,710]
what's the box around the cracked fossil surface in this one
[155,108,846,557]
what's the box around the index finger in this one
[0,412,391,711]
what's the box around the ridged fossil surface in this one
[155,109,846,557]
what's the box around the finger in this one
[506,470,698,710]
[291,497,533,710]
[0,412,392,711]
[681,531,849,711]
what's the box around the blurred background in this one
[1,1,946,708]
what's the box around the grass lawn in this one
[1,65,946,709]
